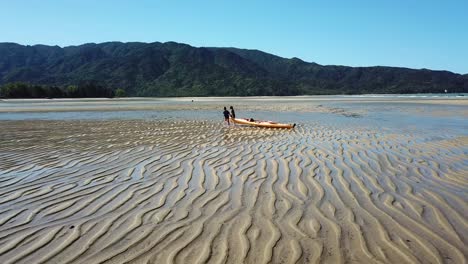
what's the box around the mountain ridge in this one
[1,41,467,96]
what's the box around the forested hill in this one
[1,41,467,97]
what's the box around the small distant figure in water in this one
[229,106,236,119]
[223,107,230,126]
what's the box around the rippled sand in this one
[0,98,467,264]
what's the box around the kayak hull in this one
[231,118,296,129]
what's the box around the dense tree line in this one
[0,81,120,98]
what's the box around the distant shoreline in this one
[1,95,467,115]
[1,93,467,101]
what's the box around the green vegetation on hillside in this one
[0,81,115,98]
[0,41,466,97]
[114,88,126,97]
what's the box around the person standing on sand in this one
[223,107,231,125]
[229,106,236,119]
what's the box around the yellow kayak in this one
[231,118,296,129]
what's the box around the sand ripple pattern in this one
[0,120,467,264]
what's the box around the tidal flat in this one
[0,95,467,263]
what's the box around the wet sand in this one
[0,96,467,263]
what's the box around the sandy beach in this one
[0,96,467,263]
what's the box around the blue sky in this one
[1,0,467,73]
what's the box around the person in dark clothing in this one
[229,106,236,119]
[223,107,231,125]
